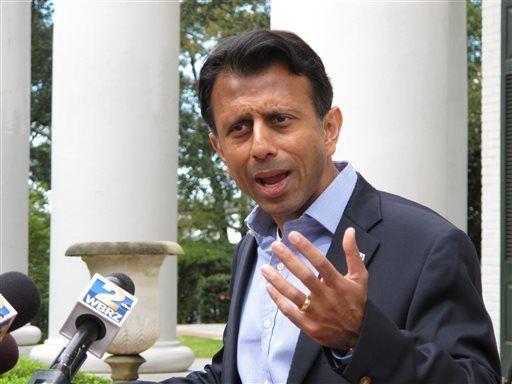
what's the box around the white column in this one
[271,1,468,229]
[1,1,30,275]
[481,0,502,347]
[1,0,42,351]
[30,0,193,373]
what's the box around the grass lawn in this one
[0,337,221,383]
[178,335,223,359]
[0,357,109,384]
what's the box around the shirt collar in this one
[245,161,357,239]
[303,161,357,234]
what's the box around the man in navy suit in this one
[131,30,501,383]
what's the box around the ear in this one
[209,132,230,173]
[322,106,342,157]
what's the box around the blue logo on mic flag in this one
[0,295,16,339]
[0,305,9,317]
[0,295,15,320]
[82,278,134,324]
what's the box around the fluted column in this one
[30,0,193,373]
[272,0,468,229]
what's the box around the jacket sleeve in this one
[326,228,501,384]
[121,238,246,384]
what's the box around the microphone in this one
[29,272,138,384]
[0,334,19,375]
[0,272,41,339]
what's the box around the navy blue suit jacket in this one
[134,174,501,383]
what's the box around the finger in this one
[261,264,307,307]
[342,227,366,279]
[288,231,340,285]
[266,284,309,329]
[270,240,324,295]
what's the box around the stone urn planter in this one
[66,241,183,381]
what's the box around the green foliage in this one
[467,0,482,258]
[29,0,53,339]
[30,0,53,186]
[177,336,223,359]
[177,0,264,323]
[28,182,51,340]
[198,274,231,323]
[178,0,269,242]
[178,239,235,323]
[0,357,109,384]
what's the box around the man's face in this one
[209,64,342,225]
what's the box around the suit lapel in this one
[222,235,258,384]
[287,174,381,384]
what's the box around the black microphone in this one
[0,271,41,335]
[29,272,137,384]
[0,334,19,375]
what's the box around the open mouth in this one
[256,171,290,188]
[254,170,291,198]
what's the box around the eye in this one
[229,120,251,134]
[271,115,292,126]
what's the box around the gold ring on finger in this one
[299,294,312,312]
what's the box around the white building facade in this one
[482,0,511,372]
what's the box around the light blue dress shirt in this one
[237,162,358,384]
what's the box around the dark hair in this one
[198,29,333,134]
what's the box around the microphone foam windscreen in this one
[0,334,19,375]
[0,272,41,332]
[106,272,135,295]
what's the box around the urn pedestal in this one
[64,241,194,380]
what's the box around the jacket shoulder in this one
[377,189,461,239]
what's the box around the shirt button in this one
[359,376,371,384]
[277,262,285,271]
[264,379,270,384]
[263,318,272,329]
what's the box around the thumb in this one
[342,227,366,280]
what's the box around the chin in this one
[260,200,301,219]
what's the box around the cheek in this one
[290,135,326,168]
[223,153,249,185]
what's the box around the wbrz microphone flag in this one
[60,273,138,357]
[83,275,135,325]
[0,294,17,341]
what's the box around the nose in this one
[251,120,277,160]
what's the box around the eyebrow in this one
[225,107,299,123]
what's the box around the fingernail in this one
[261,264,271,275]
[289,231,300,244]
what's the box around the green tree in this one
[177,0,269,324]
[30,0,53,187]
[467,0,482,258]
[28,0,53,338]
[178,0,270,242]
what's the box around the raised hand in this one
[261,227,368,351]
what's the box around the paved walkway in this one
[134,324,226,382]
[176,323,225,340]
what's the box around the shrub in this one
[28,181,50,340]
[197,273,231,323]
[178,239,235,323]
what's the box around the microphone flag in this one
[0,294,18,341]
[59,273,138,358]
